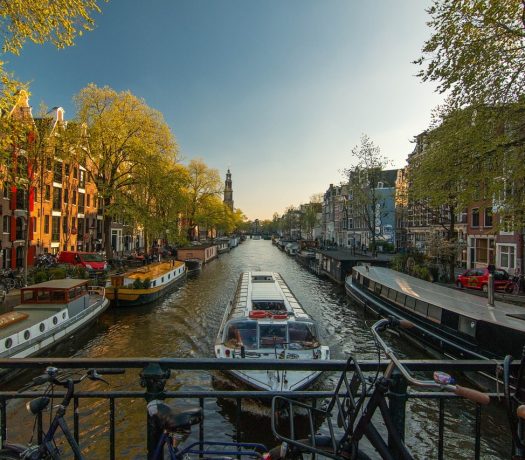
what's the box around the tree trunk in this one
[448,206,456,283]
[104,213,113,260]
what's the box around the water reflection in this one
[4,240,510,459]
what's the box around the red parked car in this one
[456,267,511,292]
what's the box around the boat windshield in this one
[259,324,287,348]
[288,322,319,349]
[224,320,258,349]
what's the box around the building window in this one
[484,208,493,227]
[3,185,9,199]
[63,217,68,234]
[78,193,85,213]
[3,215,9,233]
[53,162,63,183]
[72,190,77,205]
[51,216,60,242]
[73,167,78,179]
[79,170,85,188]
[471,208,479,227]
[44,215,49,234]
[45,185,50,201]
[64,189,69,204]
[87,194,90,207]
[475,238,488,264]
[52,187,62,211]
[46,158,52,171]
[64,163,70,177]
[500,245,516,270]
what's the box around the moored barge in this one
[0,280,108,362]
[105,261,186,307]
[346,265,525,360]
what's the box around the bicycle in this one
[271,318,490,460]
[0,366,124,459]
[506,274,524,295]
[147,399,271,459]
[0,367,273,460]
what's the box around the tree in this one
[74,84,179,259]
[344,134,391,255]
[415,0,525,107]
[184,159,222,241]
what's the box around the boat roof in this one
[352,265,525,332]
[22,279,88,290]
[228,271,311,321]
[0,307,64,338]
[126,261,184,281]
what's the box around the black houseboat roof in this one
[352,266,525,333]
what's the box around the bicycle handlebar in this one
[371,318,490,405]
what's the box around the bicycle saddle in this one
[151,402,203,432]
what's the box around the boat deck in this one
[126,261,184,280]
[1,306,64,337]
[352,266,525,332]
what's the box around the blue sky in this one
[7,0,442,220]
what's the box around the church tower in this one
[223,169,234,211]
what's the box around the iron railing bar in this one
[1,397,6,447]
[475,404,481,460]
[74,396,79,446]
[0,357,513,372]
[0,390,503,400]
[110,397,115,460]
[37,411,43,445]
[199,397,204,459]
[438,398,444,460]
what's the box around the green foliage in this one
[48,268,67,280]
[132,278,143,289]
[142,278,151,289]
[33,270,49,284]
[415,0,525,107]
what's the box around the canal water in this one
[5,240,510,458]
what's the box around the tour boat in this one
[346,265,525,361]
[0,280,108,363]
[214,271,330,391]
[105,261,186,307]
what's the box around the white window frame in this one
[497,243,516,272]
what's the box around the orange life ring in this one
[249,310,268,319]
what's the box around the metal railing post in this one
[488,273,495,306]
[388,368,408,459]
[140,363,171,460]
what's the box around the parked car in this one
[57,251,108,276]
[456,267,511,292]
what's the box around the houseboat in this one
[229,236,240,249]
[215,271,330,391]
[217,238,231,254]
[346,265,525,361]
[184,258,203,274]
[0,280,108,363]
[177,243,218,265]
[105,261,186,307]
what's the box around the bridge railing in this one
[0,358,509,459]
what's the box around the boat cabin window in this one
[288,322,319,349]
[252,275,274,282]
[458,316,476,337]
[224,320,257,349]
[21,288,67,303]
[259,324,287,347]
[21,289,37,303]
[252,301,285,312]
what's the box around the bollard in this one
[388,368,408,460]
[488,273,495,307]
[140,363,171,460]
